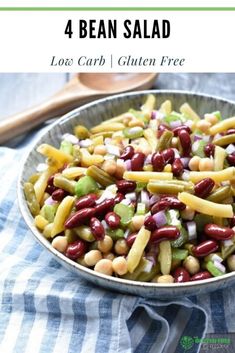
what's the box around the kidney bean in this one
[105,212,120,229]
[173,125,191,136]
[178,130,192,156]
[46,175,57,194]
[204,143,215,157]
[173,267,191,283]
[151,196,185,214]
[131,152,145,171]
[120,145,135,161]
[116,180,136,194]
[51,188,67,202]
[191,271,212,281]
[193,240,218,257]
[227,128,235,135]
[126,233,137,247]
[90,217,105,240]
[94,198,115,216]
[227,153,235,166]
[151,153,165,172]
[65,208,96,229]
[114,192,125,204]
[161,148,175,164]
[151,226,180,242]
[75,193,98,211]
[194,178,215,198]
[158,124,171,138]
[65,239,87,260]
[204,223,234,240]
[172,158,184,176]
[144,215,157,231]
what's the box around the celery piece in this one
[192,140,207,158]
[128,108,149,124]
[114,203,134,227]
[136,263,160,282]
[106,228,124,241]
[213,111,222,121]
[171,227,188,248]
[194,214,213,233]
[206,260,224,277]
[135,182,147,193]
[172,248,188,261]
[123,127,143,139]
[166,209,182,229]
[221,243,235,260]
[75,176,99,198]
[40,204,58,223]
[60,140,73,155]
[136,203,146,215]
[163,112,184,125]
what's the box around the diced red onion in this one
[96,191,115,204]
[184,120,193,128]
[141,190,150,209]
[152,210,167,227]
[124,159,132,171]
[214,133,222,140]
[104,138,112,145]
[155,111,165,120]
[106,144,120,157]
[124,229,131,239]
[79,139,93,148]
[62,133,79,144]
[211,254,223,263]
[101,220,109,230]
[182,170,190,181]
[186,221,197,240]
[180,158,190,168]
[150,194,161,205]
[36,163,48,172]
[144,154,153,165]
[125,192,137,201]
[202,135,210,143]
[222,239,234,247]
[45,197,58,206]
[225,144,235,154]
[172,148,180,159]
[221,181,230,186]
[213,260,226,273]
[143,259,153,273]
[145,255,156,266]
[120,198,131,206]
[192,140,200,153]
[169,120,182,129]
[151,111,157,119]
[193,134,203,142]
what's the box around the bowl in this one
[18,90,235,298]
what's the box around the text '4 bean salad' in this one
[24,95,235,283]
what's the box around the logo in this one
[180,336,194,350]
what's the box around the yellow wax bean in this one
[159,100,172,115]
[51,196,75,237]
[141,94,156,113]
[34,215,49,230]
[101,112,134,125]
[214,146,226,171]
[127,227,151,273]
[209,117,235,135]
[179,103,201,121]
[178,192,233,218]
[37,144,73,163]
[34,167,56,204]
[189,167,235,183]
[144,128,158,152]
[123,171,173,183]
[62,167,87,179]
[90,123,125,134]
[158,241,172,275]
[80,148,104,167]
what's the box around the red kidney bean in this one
[227,128,235,135]
[94,198,115,216]
[51,188,67,202]
[144,215,157,231]
[178,130,192,156]
[151,153,165,172]
[126,233,137,247]
[204,143,215,157]
[173,125,191,136]
[116,180,136,194]
[131,152,145,171]
[173,267,191,283]
[158,124,171,138]
[151,226,180,242]
[172,158,184,176]
[227,153,235,166]
[193,240,218,257]
[191,271,212,281]
[230,215,235,228]
[46,175,57,194]
[75,193,98,211]
[65,239,87,260]
[90,217,105,240]
[65,208,96,229]
[194,178,215,198]
[47,175,55,186]
[161,148,175,164]
[151,196,185,214]
[114,192,125,204]
[120,145,135,160]
[105,212,120,229]
[204,224,234,240]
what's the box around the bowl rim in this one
[18,89,235,290]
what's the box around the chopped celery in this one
[192,140,207,158]
[40,204,58,223]
[136,263,160,282]
[172,248,188,261]
[60,140,73,155]
[171,227,188,248]
[136,203,146,215]
[163,112,184,125]
[128,108,149,124]
[106,228,124,241]
[194,214,213,233]
[75,176,99,198]
[114,203,134,227]
[221,240,235,260]
[166,209,182,229]
[123,127,143,139]
[206,261,224,277]
[213,111,222,121]
[135,182,147,193]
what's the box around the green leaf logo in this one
[180,336,194,350]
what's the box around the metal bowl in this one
[18,90,235,298]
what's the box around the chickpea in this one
[102,160,117,175]
[114,239,129,255]
[103,252,115,261]
[84,250,102,267]
[227,255,235,271]
[196,120,211,133]
[131,215,145,231]
[188,156,201,171]
[97,235,113,253]
[183,255,200,275]
[157,275,174,283]
[151,274,161,283]
[171,137,179,148]
[204,113,218,125]
[181,206,195,221]
[163,164,172,173]
[94,144,107,155]
[51,236,68,253]
[112,257,128,275]
[123,113,135,126]
[199,158,214,171]
[143,165,153,172]
[77,256,89,267]
[94,259,113,276]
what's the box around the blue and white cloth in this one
[0,131,234,353]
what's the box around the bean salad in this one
[24,94,235,283]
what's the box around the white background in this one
[0,10,234,72]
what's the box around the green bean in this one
[23,182,40,216]
[136,263,160,282]
[157,130,174,151]
[53,174,76,194]
[213,134,235,146]
[106,228,124,241]
[207,185,232,203]
[28,173,40,185]
[147,180,194,194]
[74,226,95,242]
[65,229,78,244]
[87,165,116,187]
[172,248,189,261]
[171,227,188,248]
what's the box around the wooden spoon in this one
[0,73,157,144]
